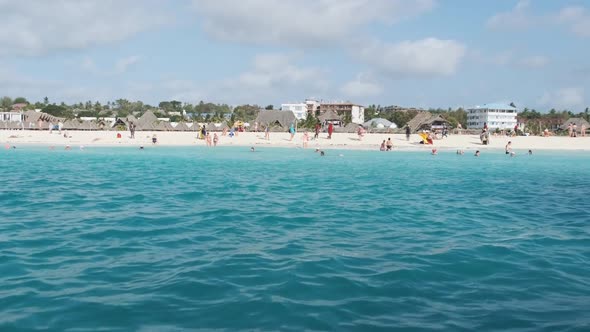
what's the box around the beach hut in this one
[62,119,80,130]
[414,114,449,132]
[406,112,433,132]
[560,118,589,132]
[174,122,190,131]
[255,110,297,129]
[318,110,343,127]
[138,110,158,124]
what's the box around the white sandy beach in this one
[1,130,589,152]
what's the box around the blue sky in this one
[1,0,589,111]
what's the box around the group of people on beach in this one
[567,122,586,137]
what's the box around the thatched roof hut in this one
[139,110,158,123]
[173,122,190,131]
[62,119,80,130]
[255,110,296,128]
[23,110,59,124]
[335,122,360,133]
[416,114,449,131]
[406,112,433,132]
[318,110,342,123]
[560,117,590,130]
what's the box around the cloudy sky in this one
[1,0,589,110]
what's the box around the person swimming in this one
[475,150,480,157]
[250,147,255,152]
[528,149,532,155]
[320,151,325,156]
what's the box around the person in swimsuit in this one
[380,140,386,151]
[505,141,512,155]
[213,133,219,147]
[386,138,393,151]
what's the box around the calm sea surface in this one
[1,146,589,331]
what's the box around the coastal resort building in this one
[255,110,297,129]
[318,102,365,124]
[318,110,343,127]
[280,103,308,121]
[467,103,518,129]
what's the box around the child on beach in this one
[302,131,309,148]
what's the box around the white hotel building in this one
[280,103,308,120]
[467,103,518,130]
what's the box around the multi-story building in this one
[280,103,308,120]
[319,102,365,124]
[467,103,518,129]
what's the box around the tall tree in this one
[265,104,274,110]
[13,97,29,104]
[1,96,13,110]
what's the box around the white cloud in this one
[538,87,585,110]
[214,53,328,104]
[341,75,383,98]
[192,0,435,46]
[358,38,466,77]
[0,0,169,56]
[115,56,141,74]
[487,2,590,38]
[487,0,533,30]
[555,6,590,37]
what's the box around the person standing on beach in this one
[213,133,219,147]
[568,123,573,137]
[457,123,462,135]
[314,122,321,140]
[48,121,53,133]
[254,122,259,133]
[206,132,212,147]
[289,123,295,141]
[572,123,577,137]
[380,140,386,151]
[58,120,63,134]
[386,138,393,151]
[357,126,365,141]
[130,122,135,139]
[327,122,334,139]
[265,125,270,140]
[581,124,587,137]
[302,131,309,148]
[405,126,411,141]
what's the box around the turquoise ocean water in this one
[1,146,589,331]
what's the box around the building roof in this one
[470,103,517,111]
[255,110,297,128]
[363,118,393,128]
[560,117,590,130]
[318,110,343,122]
[405,112,433,132]
[173,122,190,131]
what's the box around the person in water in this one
[528,149,532,155]
[475,150,480,157]
[505,141,512,155]
[386,138,393,151]
[320,151,325,156]
[250,147,255,152]
[431,148,437,155]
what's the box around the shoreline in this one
[2,130,589,152]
